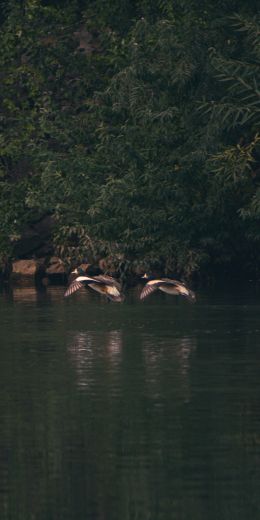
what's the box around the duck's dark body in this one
[140,275,196,302]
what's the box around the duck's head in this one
[142,273,162,280]
[71,265,103,277]
[71,267,85,276]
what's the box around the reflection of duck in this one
[68,329,123,390]
[64,267,124,302]
[140,274,196,302]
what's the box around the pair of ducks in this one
[64,267,196,303]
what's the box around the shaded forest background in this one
[0,0,259,280]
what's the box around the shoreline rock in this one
[4,256,68,286]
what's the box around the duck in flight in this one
[140,274,196,302]
[64,267,124,302]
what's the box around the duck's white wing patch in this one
[76,276,97,283]
[90,277,121,297]
[158,280,188,294]
[64,280,83,297]
[106,285,121,297]
[140,281,160,300]
[175,284,195,301]
[162,279,191,297]
[146,279,164,285]
[88,281,123,302]
[175,284,190,297]
[158,279,195,300]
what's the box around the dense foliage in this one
[0,0,259,278]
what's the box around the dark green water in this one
[1,282,260,520]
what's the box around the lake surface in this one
[1,282,260,520]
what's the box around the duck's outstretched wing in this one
[94,275,121,289]
[64,280,84,297]
[140,278,196,302]
[158,279,196,301]
[64,275,100,298]
[140,280,161,300]
[92,275,124,301]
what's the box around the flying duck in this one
[140,274,196,302]
[64,267,124,302]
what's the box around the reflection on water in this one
[68,330,123,390]
[12,285,42,302]
[1,285,260,519]
[143,335,196,405]
[1,284,65,304]
[1,284,44,303]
